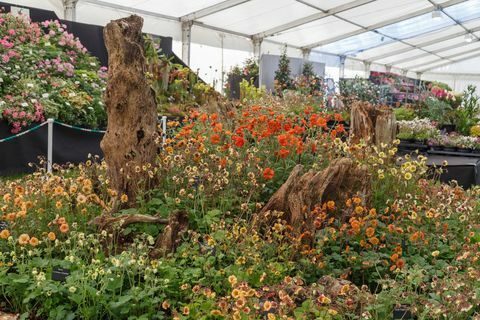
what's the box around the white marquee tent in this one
[10,0,480,91]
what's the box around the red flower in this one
[210,134,220,144]
[278,148,290,159]
[232,135,245,147]
[263,167,275,180]
[334,113,343,122]
[277,134,288,146]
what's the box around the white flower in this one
[69,286,77,293]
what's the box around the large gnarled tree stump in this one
[101,15,158,207]
[259,158,370,236]
[350,101,396,145]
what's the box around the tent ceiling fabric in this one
[79,0,480,73]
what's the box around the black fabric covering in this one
[0,121,48,175]
[52,123,103,165]
[426,155,480,189]
[0,121,103,176]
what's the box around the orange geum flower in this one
[369,237,379,245]
[210,134,221,145]
[263,168,275,180]
[29,237,39,247]
[390,253,399,262]
[18,233,30,245]
[278,148,290,159]
[60,223,69,233]
[0,229,10,239]
[47,232,56,241]
[396,259,405,269]
[365,227,375,238]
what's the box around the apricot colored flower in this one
[0,229,10,239]
[18,233,30,245]
[60,223,69,233]
[263,168,275,180]
[365,227,375,238]
[29,237,39,247]
[47,232,56,241]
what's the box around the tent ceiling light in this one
[464,33,474,43]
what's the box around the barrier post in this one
[47,118,54,173]
[162,116,167,145]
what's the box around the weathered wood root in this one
[260,158,370,235]
[90,214,169,231]
[150,210,189,258]
[350,101,396,145]
[90,210,188,257]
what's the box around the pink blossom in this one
[2,54,9,63]
[8,29,15,35]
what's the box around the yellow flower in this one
[210,310,222,316]
[267,313,276,320]
[231,289,241,299]
[328,309,338,315]
[431,250,440,257]
[55,201,62,209]
[120,194,128,203]
[47,232,56,241]
[404,172,412,180]
[354,206,364,214]
[263,300,272,311]
[228,275,237,286]
[318,294,331,304]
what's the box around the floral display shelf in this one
[399,139,480,157]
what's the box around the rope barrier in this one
[0,121,49,143]
[53,120,106,133]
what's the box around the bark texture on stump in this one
[350,101,396,145]
[101,15,158,206]
[259,158,370,234]
[150,211,189,258]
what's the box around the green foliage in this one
[394,107,416,121]
[456,85,480,135]
[274,45,293,94]
[239,78,265,102]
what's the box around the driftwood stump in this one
[350,101,396,145]
[260,158,370,235]
[101,15,158,206]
